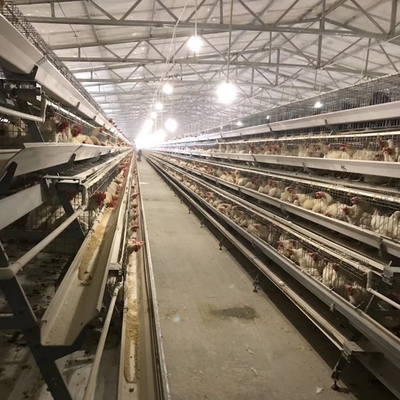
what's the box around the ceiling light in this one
[165,118,178,132]
[188,35,202,52]
[155,102,164,111]
[150,111,157,119]
[314,100,323,109]
[236,120,243,127]
[216,82,237,104]
[163,82,173,95]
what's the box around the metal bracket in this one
[381,261,400,285]
[280,203,290,218]
[251,153,259,167]
[301,161,313,175]
[46,153,76,175]
[58,190,85,241]
[0,161,17,196]
[90,151,102,163]
[0,240,9,267]
[331,341,370,390]
[0,277,75,400]
[17,98,44,142]
[253,273,260,293]
[325,118,337,135]
[378,240,392,263]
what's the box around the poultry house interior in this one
[1,0,400,399]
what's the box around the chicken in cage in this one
[163,129,400,164]
[156,153,400,240]
[155,158,400,336]
[0,116,29,148]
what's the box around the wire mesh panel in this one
[38,105,109,144]
[154,153,400,240]
[0,115,31,148]
[159,128,400,166]
[182,73,400,137]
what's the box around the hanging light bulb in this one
[236,120,243,127]
[163,82,173,95]
[150,111,157,119]
[155,102,163,111]
[314,100,323,109]
[165,118,178,132]
[188,35,202,52]
[217,82,237,104]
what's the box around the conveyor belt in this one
[138,159,395,400]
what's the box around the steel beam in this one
[320,37,364,68]
[81,78,323,92]
[379,44,399,72]
[317,0,326,69]
[349,0,386,34]
[24,16,387,39]
[155,0,179,21]
[185,0,207,23]
[275,0,300,25]
[390,0,398,36]
[120,0,143,20]
[237,0,265,26]
[364,38,372,72]
[88,0,116,20]
[275,49,280,86]
[14,0,77,3]
[51,29,224,50]
[60,56,387,76]
[279,33,315,65]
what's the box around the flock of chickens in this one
[173,136,400,163]
[125,167,144,255]
[0,115,128,147]
[25,153,144,255]
[162,164,370,306]
[159,156,400,239]
[46,121,126,147]
[25,160,129,232]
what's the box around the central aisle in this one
[138,159,381,400]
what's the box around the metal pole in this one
[0,207,85,279]
[390,0,398,36]
[83,283,122,400]
[0,106,45,122]
[367,288,400,311]
[317,0,326,69]
[226,0,234,82]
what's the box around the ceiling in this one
[12,0,400,140]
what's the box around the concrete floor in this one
[138,159,395,400]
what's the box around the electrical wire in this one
[145,0,190,129]
[226,0,234,82]
[194,0,198,37]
